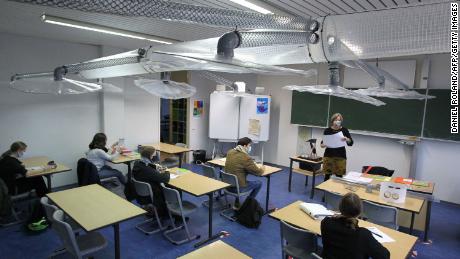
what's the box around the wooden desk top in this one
[22,156,71,178]
[270,201,417,259]
[168,168,230,197]
[315,180,424,213]
[141,142,191,154]
[177,240,251,259]
[362,175,435,195]
[290,156,323,164]
[111,153,141,164]
[47,184,145,232]
[207,158,283,177]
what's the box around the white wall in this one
[0,33,160,187]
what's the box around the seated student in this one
[0,141,48,197]
[225,137,265,203]
[132,146,169,218]
[321,193,390,259]
[86,133,127,185]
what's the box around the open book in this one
[299,202,335,220]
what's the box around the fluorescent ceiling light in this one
[41,14,176,44]
[228,0,273,14]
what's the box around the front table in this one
[47,184,146,259]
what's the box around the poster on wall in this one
[256,97,269,114]
[193,100,204,118]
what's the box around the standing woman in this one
[321,113,353,181]
[86,133,127,185]
[0,141,48,197]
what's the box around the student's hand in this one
[320,143,327,148]
[111,141,119,148]
[341,137,347,141]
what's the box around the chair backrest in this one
[220,170,241,195]
[132,178,154,200]
[40,197,58,221]
[362,166,394,177]
[201,164,217,179]
[160,183,183,213]
[77,158,100,186]
[51,210,82,259]
[280,220,317,255]
[324,191,342,211]
[362,200,398,230]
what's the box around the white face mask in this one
[17,151,24,158]
[334,120,342,127]
[247,145,252,154]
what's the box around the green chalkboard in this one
[329,90,427,136]
[423,89,460,141]
[291,91,330,127]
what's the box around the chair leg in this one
[163,213,200,245]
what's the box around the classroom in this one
[0,0,458,258]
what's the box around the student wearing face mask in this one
[132,146,170,219]
[0,141,48,197]
[321,113,354,182]
[225,137,265,205]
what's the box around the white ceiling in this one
[0,0,450,50]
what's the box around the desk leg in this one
[409,212,415,235]
[424,200,432,242]
[310,172,316,199]
[305,176,309,186]
[208,193,213,238]
[265,175,271,212]
[126,162,132,183]
[288,159,293,192]
[113,223,120,259]
[46,175,52,192]
[178,153,183,168]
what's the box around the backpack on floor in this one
[235,197,264,228]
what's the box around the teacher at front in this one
[321,113,354,182]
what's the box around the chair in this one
[51,210,107,259]
[0,178,36,227]
[160,183,200,245]
[362,166,395,177]
[132,178,165,235]
[362,200,399,230]
[280,220,318,259]
[219,170,252,221]
[76,158,101,186]
[323,191,342,212]
[200,164,222,209]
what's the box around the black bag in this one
[235,197,264,228]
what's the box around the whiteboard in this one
[209,92,239,140]
[239,95,271,141]
[343,60,416,89]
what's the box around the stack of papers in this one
[366,227,395,243]
[26,166,43,171]
[343,172,373,184]
[299,202,335,220]
[323,132,346,148]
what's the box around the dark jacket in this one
[132,160,170,215]
[0,156,27,195]
[323,127,354,159]
[321,216,390,259]
[77,158,101,186]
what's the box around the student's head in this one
[237,137,253,153]
[330,113,343,127]
[89,133,107,150]
[1,141,27,159]
[339,192,362,229]
[140,146,157,161]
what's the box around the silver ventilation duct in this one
[9,0,310,30]
[310,3,450,62]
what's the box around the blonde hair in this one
[1,141,27,159]
[330,113,343,124]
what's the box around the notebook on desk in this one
[299,202,335,220]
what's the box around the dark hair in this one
[338,192,362,230]
[89,133,108,151]
[237,137,252,146]
[1,141,27,159]
[140,146,156,159]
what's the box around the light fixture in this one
[41,14,176,44]
[228,0,273,14]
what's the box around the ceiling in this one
[0,0,450,50]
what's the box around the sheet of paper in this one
[366,227,395,243]
[169,174,180,179]
[343,171,373,184]
[248,119,261,136]
[26,166,43,171]
[323,131,346,148]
